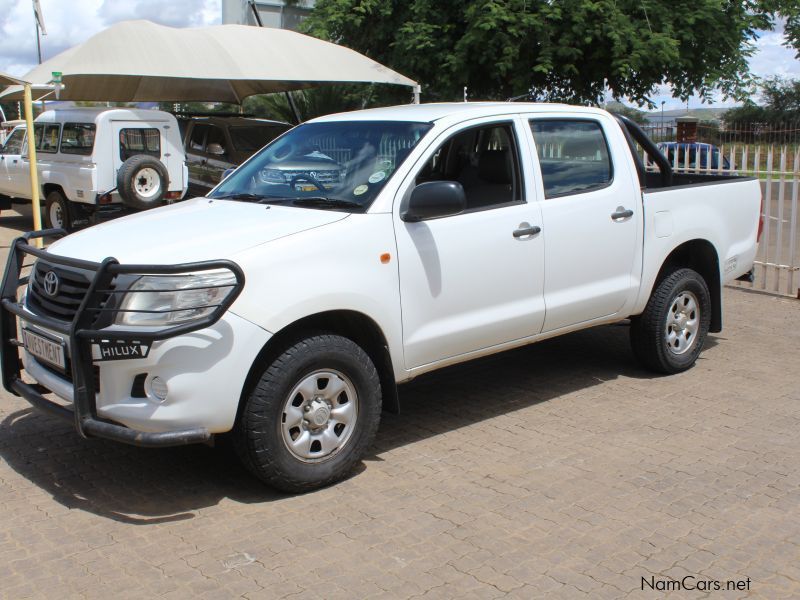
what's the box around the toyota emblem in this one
[43,271,60,297]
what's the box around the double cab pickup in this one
[1,103,761,492]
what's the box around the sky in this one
[1,0,798,110]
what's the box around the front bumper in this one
[1,229,246,447]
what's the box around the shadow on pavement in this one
[0,204,34,242]
[0,322,718,524]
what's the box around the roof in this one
[33,106,177,124]
[309,102,604,124]
[185,116,290,127]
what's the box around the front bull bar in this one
[0,229,245,447]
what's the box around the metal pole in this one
[23,84,43,247]
[413,85,421,105]
[35,23,42,64]
[284,91,301,124]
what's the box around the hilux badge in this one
[43,271,60,297]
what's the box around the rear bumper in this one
[1,229,246,447]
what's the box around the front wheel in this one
[235,334,382,493]
[630,268,712,374]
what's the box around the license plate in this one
[22,329,66,371]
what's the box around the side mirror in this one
[401,181,466,222]
[207,143,226,156]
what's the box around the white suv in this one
[0,107,187,230]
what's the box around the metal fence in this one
[641,141,799,297]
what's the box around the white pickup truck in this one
[1,103,761,492]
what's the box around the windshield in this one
[230,124,291,152]
[209,120,432,210]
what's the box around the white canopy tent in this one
[0,20,419,103]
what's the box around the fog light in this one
[150,376,169,402]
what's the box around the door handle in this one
[611,206,634,221]
[513,224,542,238]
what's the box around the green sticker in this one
[353,184,368,196]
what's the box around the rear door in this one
[527,117,641,332]
[113,120,180,191]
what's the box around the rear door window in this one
[120,128,161,161]
[529,120,613,198]
[60,123,96,155]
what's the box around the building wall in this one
[222,0,315,30]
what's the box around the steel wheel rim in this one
[280,369,358,463]
[49,202,63,228]
[134,167,161,199]
[665,290,700,355]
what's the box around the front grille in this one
[285,169,342,186]
[26,261,115,323]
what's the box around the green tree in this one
[723,78,800,124]
[604,101,648,125]
[303,0,798,105]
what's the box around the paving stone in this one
[1,216,799,598]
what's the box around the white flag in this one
[33,0,46,35]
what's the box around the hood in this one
[46,197,348,264]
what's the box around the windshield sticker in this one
[368,171,386,184]
[353,184,368,196]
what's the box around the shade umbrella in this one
[0,19,419,103]
[0,71,44,239]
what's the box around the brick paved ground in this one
[1,206,799,599]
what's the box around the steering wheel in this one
[290,173,327,193]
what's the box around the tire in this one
[235,334,382,493]
[630,268,712,374]
[44,190,72,232]
[117,155,169,210]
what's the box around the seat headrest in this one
[478,149,511,184]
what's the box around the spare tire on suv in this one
[117,155,169,210]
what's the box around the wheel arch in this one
[237,310,400,423]
[652,239,721,333]
[42,183,66,199]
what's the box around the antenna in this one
[32,0,46,64]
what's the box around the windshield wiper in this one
[211,193,289,204]
[291,196,364,211]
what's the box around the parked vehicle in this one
[180,115,290,197]
[0,107,187,231]
[657,142,731,170]
[1,103,761,493]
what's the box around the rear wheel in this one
[630,268,711,374]
[44,190,72,232]
[235,334,382,493]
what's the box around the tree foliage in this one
[304,0,798,105]
[722,78,800,124]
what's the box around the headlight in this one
[115,270,237,327]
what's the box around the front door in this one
[527,117,640,332]
[395,119,546,369]
[0,128,29,198]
